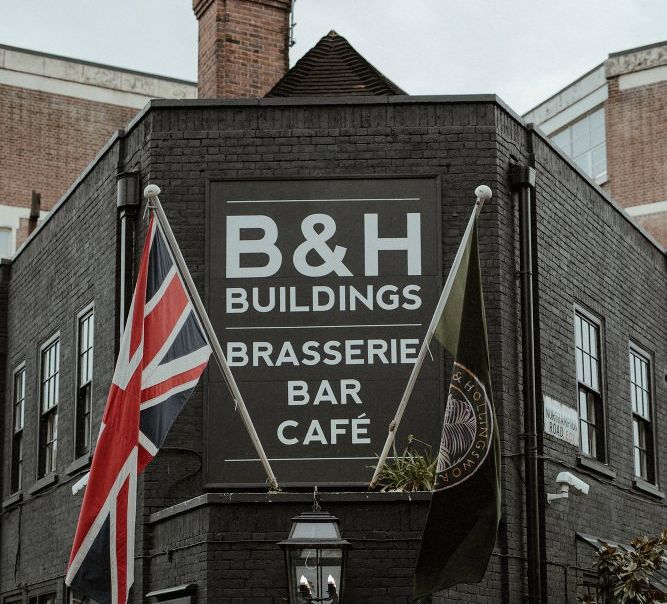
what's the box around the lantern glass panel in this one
[292,521,339,539]
[293,547,343,599]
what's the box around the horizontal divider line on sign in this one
[224,323,423,330]
[225,456,390,462]
[225,197,421,203]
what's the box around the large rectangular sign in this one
[205,178,443,487]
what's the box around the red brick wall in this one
[606,77,667,208]
[632,212,667,248]
[194,0,291,99]
[0,84,136,210]
[605,77,667,247]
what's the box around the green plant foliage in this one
[371,435,437,492]
[579,529,667,603]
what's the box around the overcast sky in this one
[1,0,666,114]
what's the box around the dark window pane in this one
[76,383,92,457]
[588,423,597,458]
[76,311,94,457]
[11,432,23,492]
[586,393,596,424]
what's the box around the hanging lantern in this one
[280,508,349,603]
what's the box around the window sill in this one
[28,473,58,496]
[65,454,90,476]
[633,477,664,499]
[577,455,616,479]
[2,492,23,509]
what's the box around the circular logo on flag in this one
[435,363,494,491]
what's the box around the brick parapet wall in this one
[0,84,137,210]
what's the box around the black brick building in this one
[0,89,665,603]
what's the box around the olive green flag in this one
[413,213,501,602]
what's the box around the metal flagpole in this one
[144,184,280,492]
[369,185,492,489]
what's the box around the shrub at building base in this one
[581,530,667,603]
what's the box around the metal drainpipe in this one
[511,164,542,603]
[116,170,140,338]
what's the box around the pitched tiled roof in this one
[266,30,406,97]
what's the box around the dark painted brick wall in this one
[0,143,121,597]
[530,129,667,602]
[1,97,664,604]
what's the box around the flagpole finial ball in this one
[143,184,161,199]
[475,185,492,202]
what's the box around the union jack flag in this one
[66,214,212,604]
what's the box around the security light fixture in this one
[547,471,590,504]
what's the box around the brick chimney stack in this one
[193,0,292,99]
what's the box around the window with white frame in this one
[630,346,655,483]
[38,336,59,477]
[575,310,606,462]
[11,365,25,493]
[75,307,94,458]
[551,108,607,183]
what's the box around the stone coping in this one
[148,491,431,524]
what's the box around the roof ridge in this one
[266,30,406,97]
